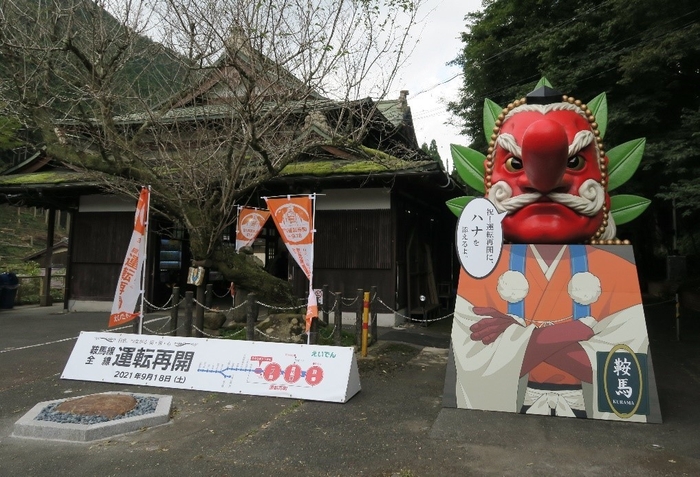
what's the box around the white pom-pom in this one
[568,272,601,305]
[497,271,529,303]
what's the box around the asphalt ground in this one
[0,300,699,476]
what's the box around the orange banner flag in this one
[235,207,270,251]
[265,195,317,331]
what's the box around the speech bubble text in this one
[455,198,507,278]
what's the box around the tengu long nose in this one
[521,119,569,193]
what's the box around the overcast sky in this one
[392,0,483,170]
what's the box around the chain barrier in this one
[191,324,227,339]
[319,324,336,340]
[373,296,454,324]
[139,315,187,336]
[137,291,456,342]
[143,296,186,312]
[254,327,299,343]
[255,300,306,312]
[191,298,246,313]
[143,322,188,336]
[143,316,173,334]
[208,288,232,299]
[224,328,246,338]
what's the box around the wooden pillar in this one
[184,291,194,337]
[194,284,205,337]
[205,283,213,308]
[170,286,180,336]
[370,285,378,345]
[246,293,258,340]
[333,291,342,346]
[322,284,329,325]
[40,208,56,306]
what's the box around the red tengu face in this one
[488,107,607,243]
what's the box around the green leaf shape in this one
[610,194,650,225]
[446,196,476,218]
[451,144,486,193]
[483,98,503,144]
[535,77,553,88]
[606,138,646,191]
[587,93,608,139]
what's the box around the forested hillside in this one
[448,0,700,278]
[0,204,68,272]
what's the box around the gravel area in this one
[35,395,159,425]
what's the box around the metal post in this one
[170,286,180,336]
[309,318,318,345]
[246,293,258,341]
[184,291,194,337]
[334,291,343,346]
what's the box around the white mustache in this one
[488,179,605,217]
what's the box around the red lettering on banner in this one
[284,364,302,383]
[263,362,282,381]
[305,366,324,386]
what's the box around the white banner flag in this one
[109,187,149,328]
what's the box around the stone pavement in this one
[0,301,699,476]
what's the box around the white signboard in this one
[62,332,361,403]
[456,198,507,278]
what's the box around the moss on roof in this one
[280,158,434,177]
[0,170,90,186]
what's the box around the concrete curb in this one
[11,392,172,443]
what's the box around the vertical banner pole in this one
[234,205,241,252]
[361,291,370,357]
[138,185,151,335]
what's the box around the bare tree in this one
[0,0,423,265]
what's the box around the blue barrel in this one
[0,272,19,309]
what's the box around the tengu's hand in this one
[469,307,517,345]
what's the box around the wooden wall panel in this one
[69,212,133,300]
[72,212,134,264]
[70,263,121,300]
[314,210,392,269]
